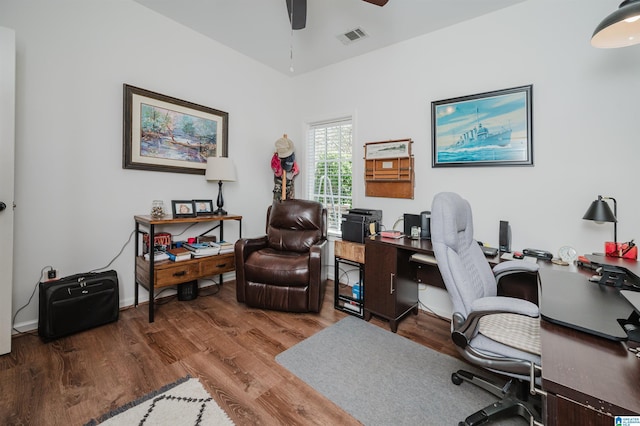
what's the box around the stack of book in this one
[183,242,219,258]
[166,247,192,262]
[216,241,234,254]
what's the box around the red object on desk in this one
[605,241,638,260]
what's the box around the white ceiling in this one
[134,0,525,76]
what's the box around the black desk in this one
[539,268,634,341]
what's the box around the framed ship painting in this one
[431,85,533,167]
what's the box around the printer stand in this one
[334,240,365,318]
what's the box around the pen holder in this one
[604,241,638,260]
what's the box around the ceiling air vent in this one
[337,27,369,45]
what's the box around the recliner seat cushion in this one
[244,248,309,286]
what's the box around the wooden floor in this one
[0,280,461,425]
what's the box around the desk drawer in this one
[200,253,235,276]
[155,263,200,287]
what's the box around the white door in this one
[0,26,16,355]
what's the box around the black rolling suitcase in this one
[38,270,119,342]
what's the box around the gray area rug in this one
[276,316,527,425]
[85,376,234,425]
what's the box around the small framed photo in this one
[193,199,214,216]
[365,139,412,159]
[171,200,196,218]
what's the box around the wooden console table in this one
[134,214,242,322]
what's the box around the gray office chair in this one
[431,192,542,426]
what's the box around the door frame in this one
[0,26,16,355]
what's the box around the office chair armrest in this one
[493,260,539,282]
[470,296,539,317]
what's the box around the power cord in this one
[198,278,221,297]
[90,223,199,273]
[417,299,450,322]
[11,265,53,335]
[336,266,359,287]
[89,229,135,273]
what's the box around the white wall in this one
[3,0,640,328]
[1,0,294,331]
[292,0,640,316]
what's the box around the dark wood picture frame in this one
[123,84,229,175]
[171,200,196,218]
[431,85,533,167]
[193,199,214,216]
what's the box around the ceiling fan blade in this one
[286,0,307,30]
[362,0,389,6]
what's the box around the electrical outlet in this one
[43,268,59,282]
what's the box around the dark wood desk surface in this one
[539,268,640,423]
[541,320,640,419]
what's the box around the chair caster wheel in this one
[452,372,464,385]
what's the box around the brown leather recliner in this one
[234,199,328,312]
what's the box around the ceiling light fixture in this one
[592,0,640,48]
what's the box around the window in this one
[306,118,353,232]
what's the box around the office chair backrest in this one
[431,192,498,317]
[266,199,327,253]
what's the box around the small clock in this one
[558,246,578,263]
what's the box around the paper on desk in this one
[500,252,538,263]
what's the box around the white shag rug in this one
[87,377,234,426]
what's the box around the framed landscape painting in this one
[431,85,533,167]
[123,84,228,175]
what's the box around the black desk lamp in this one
[591,0,640,48]
[205,156,236,215]
[583,195,617,243]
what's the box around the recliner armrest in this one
[235,235,268,262]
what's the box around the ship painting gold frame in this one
[431,85,533,167]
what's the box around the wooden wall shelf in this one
[364,139,414,199]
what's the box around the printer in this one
[341,208,382,244]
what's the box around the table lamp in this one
[205,156,236,215]
[582,195,617,243]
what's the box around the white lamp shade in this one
[205,157,237,182]
[592,0,640,48]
